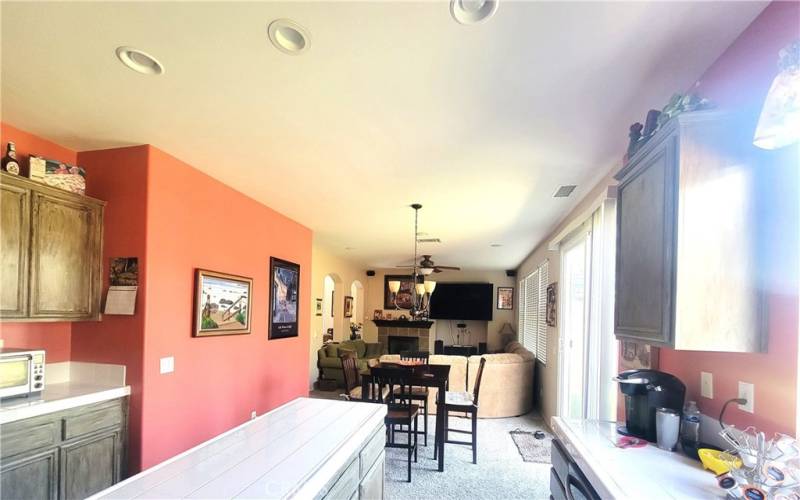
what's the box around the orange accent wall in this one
[658,1,799,436]
[137,147,311,468]
[0,123,77,361]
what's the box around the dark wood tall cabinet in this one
[614,111,764,352]
[0,172,104,321]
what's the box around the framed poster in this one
[269,257,300,340]
[330,291,335,317]
[315,298,322,316]
[344,296,354,318]
[546,282,558,327]
[497,287,514,310]
[193,269,252,337]
[383,274,414,309]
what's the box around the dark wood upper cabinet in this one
[614,111,764,352]
[0,172,104,322]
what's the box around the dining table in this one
[361,361,451,472]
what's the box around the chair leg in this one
[407,422,412,482]
[471,410,477,464]
[423,397,428,447]
[414,415,418,462]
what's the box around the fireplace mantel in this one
[372,319,434,329]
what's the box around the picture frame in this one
[315,298,322,316]
[497,287,514,310]
[268,257,300,340]
[383,274,414,310]
[546,282,558,327]
[330,291,335,317]
[344,296,354,318]
[373,309,383,320]
[193,269,252,337]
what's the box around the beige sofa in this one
[379,341,534,418]
[467,341,535,417]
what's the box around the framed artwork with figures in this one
[383,275,414,309]
[269,257,300,340]
[193,269,252,337]
[546,282,557,327]
[497,287,514,309]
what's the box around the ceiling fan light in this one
[388,280,401,293]
[415,283,426,295]
[419,267,434,276]
[424,281,437,294]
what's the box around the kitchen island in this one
[92,397,387,500]
[551,417,722,499]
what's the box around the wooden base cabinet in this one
[0,398,128,500]
[0,172,104,322]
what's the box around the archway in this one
[322,275,336,340]
[350,280,365,327]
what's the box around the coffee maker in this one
[615,369,686,442]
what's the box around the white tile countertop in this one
[91,397,387,499]
[0,361,130,424]
[551,417,724,499]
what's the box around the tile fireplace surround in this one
[374,320,433,354]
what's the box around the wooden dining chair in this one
[339,351,361,401]
[367,366,420,482]
[442,357,486,464]
[395,351,430,446]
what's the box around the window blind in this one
[518,260,549,364]
[536,261,549,364]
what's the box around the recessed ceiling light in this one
[268,19,310,55]
[450,0,498,25]
[345,247,355,251]
[115,47,164,75]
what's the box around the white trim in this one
[548,185,617,251]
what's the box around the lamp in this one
[415,283,426,296]
[498,322,516,348]
[753,40,800,150]
[388,280,401,309]
[424,280,437,294]
[418,267,434,276]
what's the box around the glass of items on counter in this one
[714,426,800,499]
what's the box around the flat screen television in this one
[429,283,493,321]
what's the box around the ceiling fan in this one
[396,204,461,275]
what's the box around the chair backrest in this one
[472,357,487,404]
[340,351,360,395]
[400,350,430,364]
[368,366,415,415]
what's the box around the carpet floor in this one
[383,412,552,500]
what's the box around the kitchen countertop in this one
[0,381,131,424]
[91,397,386,499]
[551,417,723,499]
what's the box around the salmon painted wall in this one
[71,145,149,471]
[139,146,311,468]
[659,1,800,436]
[0,123,76,361]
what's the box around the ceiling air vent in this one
[417,238,441,244]
[553,185,577,198]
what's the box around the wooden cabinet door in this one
[29,191,103,320]
[0,448,59,500]
[0,181,31,318]
[59,430,121,500]
[614,133,678,346]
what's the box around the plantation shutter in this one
[523,270,538,352]
[536,261,549,364]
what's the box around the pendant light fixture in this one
[753,40,800,150]
[407,204,435,318]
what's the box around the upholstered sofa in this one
[317,340,383,385]
[379,341,534,418]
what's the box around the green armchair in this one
[317,340,383,386]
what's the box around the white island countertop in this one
[92,397,386,500]
[551,417,723,499]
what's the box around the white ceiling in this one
[1,1,766,270]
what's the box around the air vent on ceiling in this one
[417,238,441,244]
[553,185,577,198]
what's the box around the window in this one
[519,260,549,364]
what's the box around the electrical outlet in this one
[701,372,714,399]
[738,381,755,413]
[159,356,174,374]
[250,411,257,420]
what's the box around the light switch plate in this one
[160,356,175,374]
[0,338,4,349]
[701,372,714,399]
[251,411,257,420]
[738,381,755,413]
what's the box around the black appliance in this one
[551,439,600,500]
[615,369,685,442]
[428,283,493,321]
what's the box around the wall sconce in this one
[753,40,800,150]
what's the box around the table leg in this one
[436,382,445,471]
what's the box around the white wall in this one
[309,243,367,389]
[363,268,515,352]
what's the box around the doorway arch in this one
[350,280,364,325]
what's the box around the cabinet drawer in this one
[359,427,385,479]
[1,420,58,460]
[324,458,359,500]
[62,403,122,441]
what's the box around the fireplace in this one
[388,336,419,354]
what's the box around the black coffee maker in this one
[615,369,686,442]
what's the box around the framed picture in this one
[546,282,558,327]
[344,296,354,318]
[383,274,414,309]
[193,269,252,337]
[373,309,383,320]
[315,298,322,316]
[269,257,300,340]
[330,291,335,317]
[497,287,514,310]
